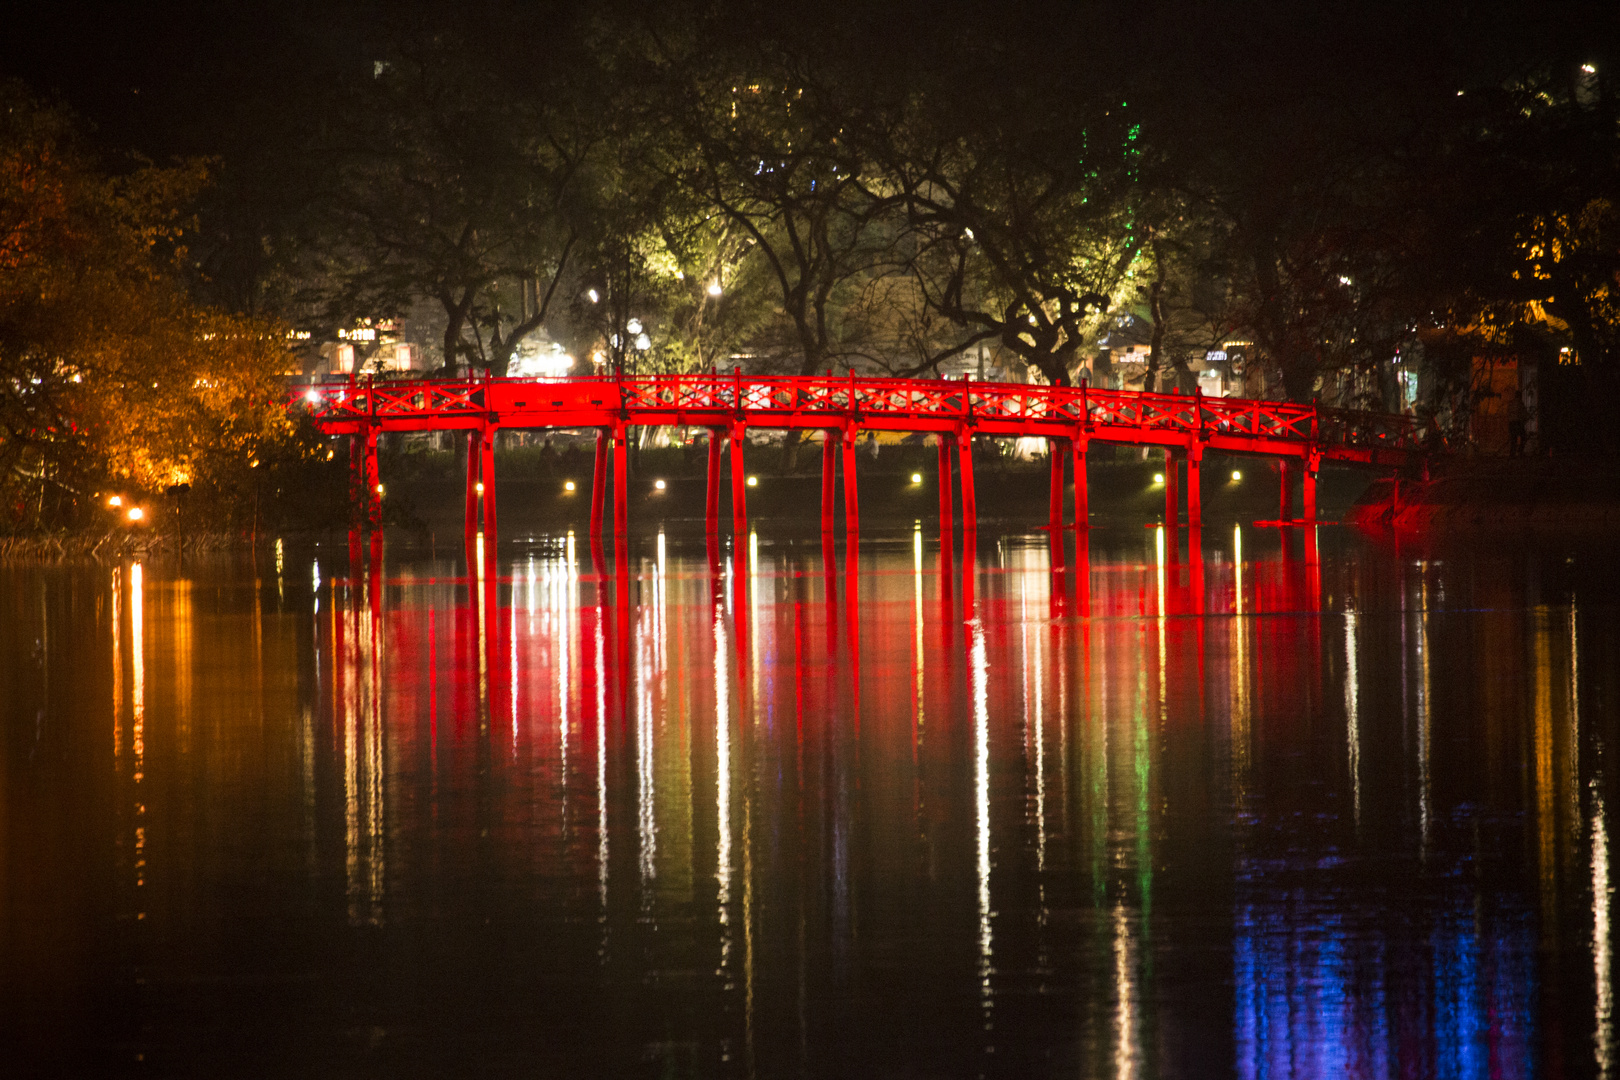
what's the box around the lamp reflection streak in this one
[971,616,993,1035]
[1345,606,1361,828]
[1596,772,1613,1079]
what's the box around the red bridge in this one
[294,372,1427,540]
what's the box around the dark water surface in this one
[2,525,1618,1079]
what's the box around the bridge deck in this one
[295,373,1426,539]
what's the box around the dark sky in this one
[3,0,1615,161]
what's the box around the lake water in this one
[1,524,1616,1078]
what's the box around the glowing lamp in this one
[707,282,723,297]
[475,481,485,495]
[108,495,123,508]
[1153,473,1165,484]
[127,507,144,522]
[1231,470,1242,481]
[910,473,923,484]
[746,476,759,487]
[563,481,576,493]
[304,389,321,405]
[653,479,666,491]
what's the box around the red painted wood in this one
[841,429,859,535]
[706,428,723,534]
[936,435,953,538]
[1048,437,1065,528]
[590,431,607,537]
[464,431,480,539]
[612,426,628,536]
[821,433,837,533]
[480,427,497,540]
[1071,437,1088,531]
[730,424,748,537]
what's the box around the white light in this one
[564,480,576,493]
[626,318,643,335]
[587,288,600,303]
[746,476,758,487]
[1231,470,1242,481]
[654,479,666,491]
[475,481,485,494]
[1583,64,1597,74]
[1153,473,1165,484]
[304,389,321,404]
[375,484,384,496]
[108,495,123,508]
[634,333,651,351]
[127,507,144,522]
[910,473,922,484]
[707,281,723,297]
[1338,275,1353,286]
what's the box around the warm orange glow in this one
[127,507,145,522]
[108,495,123,508]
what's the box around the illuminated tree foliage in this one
[0,84,310,532]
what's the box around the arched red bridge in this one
[294,372,1428,540]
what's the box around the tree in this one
[300,32,601,376]
[0,83,307,532]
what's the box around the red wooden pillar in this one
[705,428,723,534]
[730,423,748,537]
[1164,447,1180,527]
[1303,453,1319,523]
[821,432,838,533]
[612,425,629,536]
[590,430,608,537]
[936,435,953,537]
[480,426,497,541]
[957,430,976,529]
[1071,435,1089,531]
[1278,458,1295,522]
[364,427,381,532]
[464,430,481,539]
[1186,444,1203,528]
[1048,437,1065,529]
[841,426,860,534]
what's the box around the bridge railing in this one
[292,373,1426,454]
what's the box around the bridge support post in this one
[1302,451,1320,523]
[730,423,748,537]
[1071,434,1089,531]
[1048,438,1065,529]
[364,427,381,534]
[480,426,497,541]
[464,431,481,540]
[1186,443,1203,528]
[705,428,723,535]
[613,424,629,537]
[937,435,953,539]
[1279,459,1295,522]
[1165,448,1180,528]
[841,425,860,534]
[590,431,607,537]
[821,432,837,534]
[957,430,976,529]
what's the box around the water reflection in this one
[1,527,1617,1076]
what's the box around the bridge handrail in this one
[292,374,1426,454]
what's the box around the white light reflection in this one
[913,527,925,742]
[596,594,609,924]
[1345,605,1361,828]
[971,617,993,1035]
[1595,772,1613,1079]
[1113,901,1141,1080]
[130,563,145,903]
[1233,525,1243,616]
[715,612,733,977]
